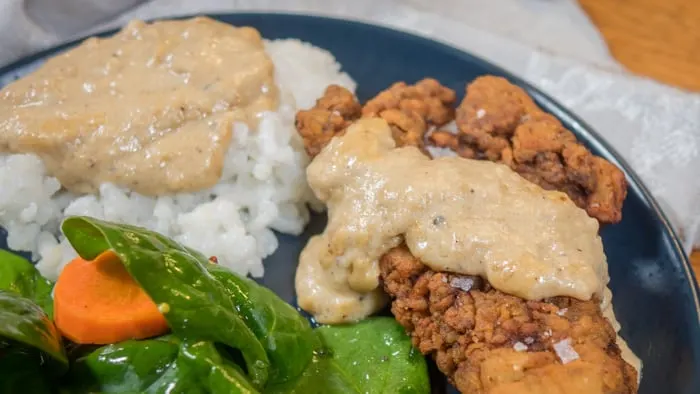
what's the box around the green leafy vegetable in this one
[0,216,437,393]
[61,216,270,388]
[63,336,259,393]
[207,264,317,385]
[0,346,54,394]
[0,291,67,371]
[265,317,430,394]
[0,255,63,390]
[0,249,54,317]
[61,316,429,394]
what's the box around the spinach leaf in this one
[63,336,259,393]
[207,264,317,385]
[0,255,64,389]
[61,216,270,388]
[60,336,179,392]
[0,345,55,394]
[315,318,430,394]
[0,249,54,317]
[266,317,430,394]
[59,217,429,393]
[0,291,67,371]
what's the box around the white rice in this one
[0,39,355,281]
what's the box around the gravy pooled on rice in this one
[0,17,278,196]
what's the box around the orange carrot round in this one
[53,250,169,344]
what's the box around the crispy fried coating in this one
[362,78,456,123]
[298,77,626,223]
[428,76,627,223]
[380,246,638,394]
[294,85,362,157]
[295,79,457,158]
[294,77,635,393]
[363,78,456,151]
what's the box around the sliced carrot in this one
[53,250,169,344]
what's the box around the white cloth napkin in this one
[1,0,698,252]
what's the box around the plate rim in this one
[0,10,697,326]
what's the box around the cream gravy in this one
[0,17,278,195]
[296,234,389,323]
[296,118,608,323]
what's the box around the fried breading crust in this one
[380,246,638,394]
[295,78,636,393]
[294,85,362,157]
[428,76,627,223]
[295,79,457,157]
[298,76,626,223]
[363,78,456,151]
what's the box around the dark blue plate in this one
[1,13,698,394]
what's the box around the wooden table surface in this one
[577,0,700,279]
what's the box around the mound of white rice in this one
[0,39,356,281]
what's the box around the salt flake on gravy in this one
[295,117,608,324]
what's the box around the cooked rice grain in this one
[0,39,355,280]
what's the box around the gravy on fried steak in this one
[296,117,608,323]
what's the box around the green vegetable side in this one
[0,346,55,393]
[0,250,66,392]
[62,336,258,394]
[207,264,318,385]
[266,318,430,394]
[61,217,271,389]
[0,249,54,317]
[0,216,430,393]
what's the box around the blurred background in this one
[0,0,698,274]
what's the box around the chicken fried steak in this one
[429,76,626,223]
[295,76,638,394]
[380,246,638,393]
[296,78,455,157]
[298,76,626,224]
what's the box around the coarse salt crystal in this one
[513,341,528,352]
[553,338,579,364]
[450,277,474,292]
